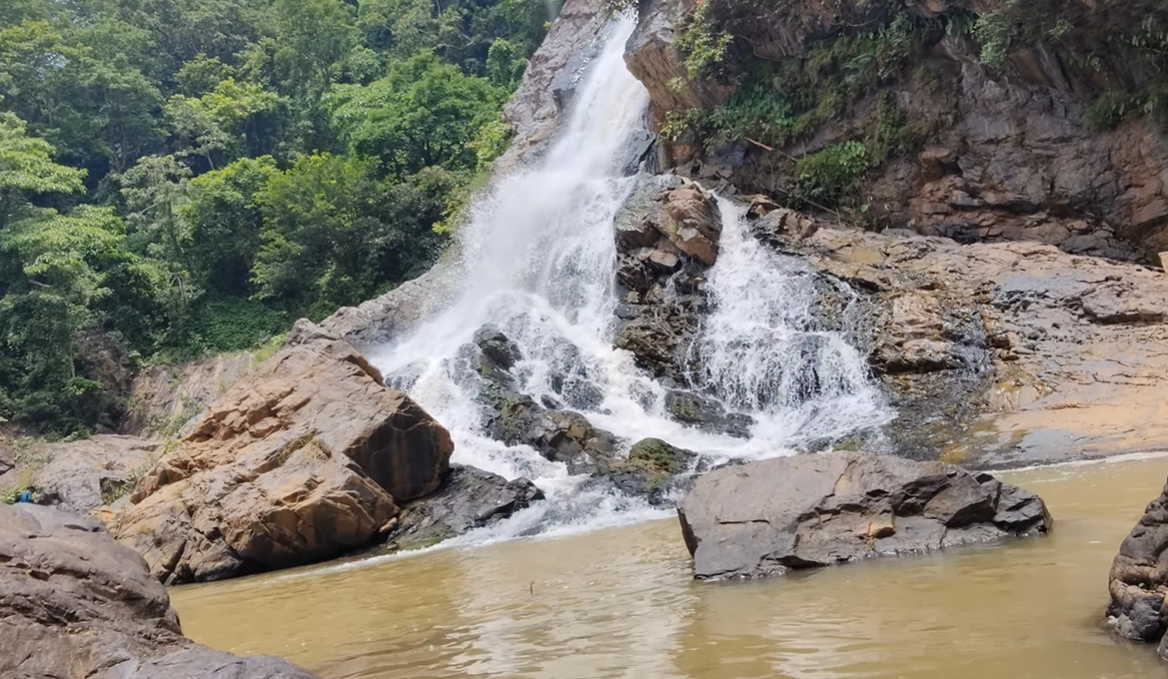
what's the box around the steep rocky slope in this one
[625,0,1168,260]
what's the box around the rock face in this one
[496,0,610,172]
[30,436,158,516]
[624,0,1168,259]
[386,465,544,550]
[613,174,723,381]
[769,221,1168,466]
[121,353,256,438]
[111,321,454,584]
[0,503,317,679]
[1107,478,1168,658]
[677,451,1051,580]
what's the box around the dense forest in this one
[0,0,557,435]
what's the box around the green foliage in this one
[0,0,554,435]
[328,52,504,176]
[973,1,1016,67]
[675,1,732,76]
[795,141,871,207]
[160,296,289,359]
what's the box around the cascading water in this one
[367,17,892,543]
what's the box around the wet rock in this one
[614,310,692,377]
[658,182,722,265]
[1107,476,1168,654]
[0,503,318,679]
[528,410,619,474]
[871,293,969,374]
[664,390,754,439]
[111,320,454,584]
[475,325,522,370]
[386,465,544,550]
[677,451,1051,580]
[629,437,697,475]
[786,224,1168,466]
[592,457,677,505]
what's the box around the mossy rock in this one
[629,438,697,475]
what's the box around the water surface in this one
[172,455,1168,679]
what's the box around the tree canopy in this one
[0,0,560,434]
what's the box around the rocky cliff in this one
[624,0,1168,261]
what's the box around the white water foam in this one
[367,16,893,545]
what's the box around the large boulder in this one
[386,465,544,551]
[0,503,317,679]
[1107,477,1168,659]
[677,451,1051,580]
[111,321,454,584]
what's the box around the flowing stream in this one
[365,17,889,542]
[172,455,1168,678]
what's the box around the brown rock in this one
[1107,475,1168,656]
[0,503,317,679]
[785,222,1168,466]
[659,182,722,265]
[677,452,1051,580]
[112,320,454,584]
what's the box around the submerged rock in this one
[387,465,544,551]
[1107,476,1168,659]
[112,320,454,584]
[677,451,1051,580]
[0,503,318,678]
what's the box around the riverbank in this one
[171,453,1168,679]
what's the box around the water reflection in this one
[172,456,1168,679]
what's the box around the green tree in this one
[0,114,162,431]
[328,52,503,175]
[181,156,278,295]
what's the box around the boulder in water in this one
[528,410,620,474]
[629,437,697,475]
[664,390,754,439]
[474,324,522,371]
[111,321,454,584]
[677,451,1051,580]
[1107,476,1168,658]
[386,465,544,550]
[0,503,318,678]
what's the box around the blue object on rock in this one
[17,490,32,503]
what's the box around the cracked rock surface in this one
[677,451,1050,580]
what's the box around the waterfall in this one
[367,17,892,542]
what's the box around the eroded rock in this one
[1107,476,1168,657]
[0,503,318,679]
[111,320,454,584]
[677,451,1051,580]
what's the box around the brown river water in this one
[171,455,1168,679]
